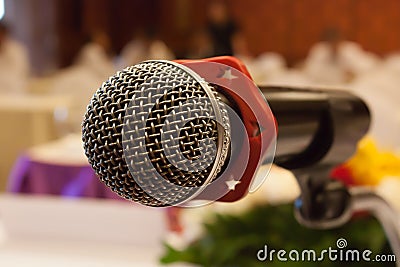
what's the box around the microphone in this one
[82,56,369,207]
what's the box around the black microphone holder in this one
[261,86,399,265]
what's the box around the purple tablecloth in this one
[7,154,121,200]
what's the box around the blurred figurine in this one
[186,29,214,59]
[50,30,115,132]
[303,28,350,85]
[232,31,253,61]
[0,22,30,93]
[148,39,175,61]
[206,0,237,56]
[232,31,291,85]
[118,29,150,68]
[118,29,175,69]
[75,30,115,78]
[303,28,379,85]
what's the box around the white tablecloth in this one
[0,194,193,267]
[0,93,72,190]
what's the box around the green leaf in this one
[160,204,394,267]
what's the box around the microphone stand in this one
[349,187,400,260]
[261,86,399,265]
[294,177,400,266]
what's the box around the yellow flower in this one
[345,137,400,186]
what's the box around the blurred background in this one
[0,0,399,266]
[6,0,400,71]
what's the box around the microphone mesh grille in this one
[82,61,228,206]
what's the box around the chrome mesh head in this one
[82,60,230,207]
